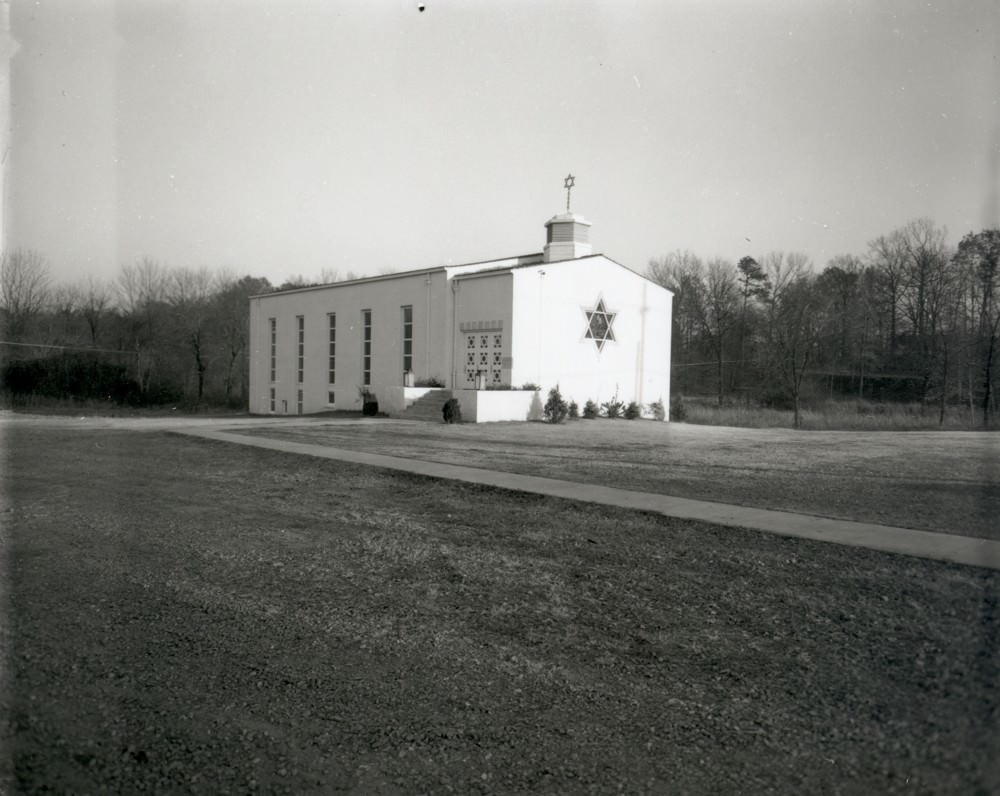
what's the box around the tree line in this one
[0,253,325,406]
[0,250,366,407]
[646,219,1000,427]
[3,219,998,425]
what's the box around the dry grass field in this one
[675,397,995,431]
[2,418,998,793]
[237,418,1000,540]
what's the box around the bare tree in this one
[955,229,1000,425]
[766,272,824,428]
[896,219,954,405]
[116,258,168,394]
[1,248,50,342]
[698,259,740,407]
[647,251,705,394]
[867,231,908,354]
[77,276,113,347]
[815,255,881,400]
[214,273,272,404]
[46,283,79,344]
[167,267,214,403]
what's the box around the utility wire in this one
[0,340,131,356]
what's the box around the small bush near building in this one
[567,401,579,419]
[360,388,379,416]
[602,398,625,419]
[415,376,445,388]
[624,401,642,420]
[484,384,541,391]
[442,398,462,423]
[649,399,666,421]
[583,400,599,419]
[543,386,569,424]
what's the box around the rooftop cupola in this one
[543,174,592,263]
[543,212,592,262]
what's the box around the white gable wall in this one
[509,256,672,412]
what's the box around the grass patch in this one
[0,394,249,418]
[4,427,998,793]
[235,419,1000,540]
[678,397,996,431]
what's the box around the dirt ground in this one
[3,424,998,794]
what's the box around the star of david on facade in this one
[564,174,575,211]
[584,297,616,352]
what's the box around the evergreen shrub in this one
[583,400,599,419]
[602,398,624,419]
[543,386,569,424]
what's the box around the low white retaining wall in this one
[453,389,543,423]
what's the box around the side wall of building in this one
[248,271,453,415]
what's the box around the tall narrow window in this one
[327,313,336,385]
[296,316,304,384]
[362,309,372,386]
[297,389,303,415]
[401,305,413,375]
[269,387,275,413]
[269,318,276,382]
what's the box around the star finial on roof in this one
[564,174,575,211]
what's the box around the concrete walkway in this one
[176,427,1000,572]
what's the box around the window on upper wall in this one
[296,316,304,383]
[401,305,413,375]
[269,318,276,382]
[328,313,336,385]
[362,309,372,386]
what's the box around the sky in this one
[5,0,999,288]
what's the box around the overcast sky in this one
[6,0,999,287]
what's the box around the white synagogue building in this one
[248,191,673,422]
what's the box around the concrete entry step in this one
[398,389,452,422]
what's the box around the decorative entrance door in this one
[464,331,503,387]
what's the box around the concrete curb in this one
[174,427,1000,572]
